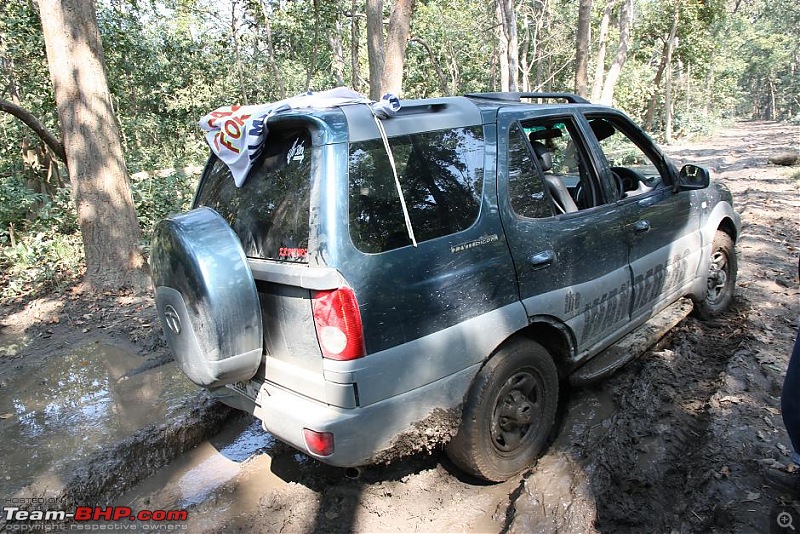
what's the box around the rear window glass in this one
[194,128,311,262]
[349,126,484,254]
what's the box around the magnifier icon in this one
[779,511,796,531]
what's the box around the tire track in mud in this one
[512,308,750,534]
[590,311,748,532]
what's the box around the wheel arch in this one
[484,317,576,380]
[717,216,738,243]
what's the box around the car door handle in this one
[633,220,651,234]
[529,250,555,270]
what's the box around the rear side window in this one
[349,126,484,253]
[508,123,551,219]
[194,128,311,262]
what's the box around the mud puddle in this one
[116,416,333,531]
[0,340,194,497]
[115,393,622,533]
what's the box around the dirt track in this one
[1,121,798,533]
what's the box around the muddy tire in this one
[693,230,737,319]
[446,339,559,482]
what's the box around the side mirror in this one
[677,164,710,190]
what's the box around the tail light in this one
[312,287,365,360]
[303,428,334,456]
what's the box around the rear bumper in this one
[210,363,479,467]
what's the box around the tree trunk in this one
[664,18,679,142]
[329,18,346,87]
[409,36,448,94]
[575,0,592,97]
[366,0,385,99]
[600,0,633,106]
[259,0,286,99]
[644,9,679,132]
[305,0,321,91]
[590,0,611,102]
[664,45,674,142]
[380,0,415,97]
[37,0,147,291]
[230,0,248,104]
[497,0,519,91]
[495,2,509,91]
[350,0,361,91]
[366,0,415,99]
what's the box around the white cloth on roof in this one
[198,87,400,187]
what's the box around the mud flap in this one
[151,207,263,388]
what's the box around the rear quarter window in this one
[194,128,312,262]
[348,126,484,253]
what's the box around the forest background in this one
[0,0,797,300]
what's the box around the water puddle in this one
[0,340,194,496]
[558,385,618,446]
[117,416,298,529]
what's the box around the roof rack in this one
[465,92,590,104]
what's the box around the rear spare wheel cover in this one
[151,207,263,388]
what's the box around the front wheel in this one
[693,230,737,319]
[446,339,559,482]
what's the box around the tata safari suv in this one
[151,92,740,482]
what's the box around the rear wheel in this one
[693,230,737,319]
[446,339,559,482]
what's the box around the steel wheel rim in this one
[490,370,544,454]
[706,249,729,304]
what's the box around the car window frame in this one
[512,110,614,215]
[505,120,556,220]
[346,124,486,254]
[577,111,678,204]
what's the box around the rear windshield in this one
[349,126,484,253]
[194,128,311,262]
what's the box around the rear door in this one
[497,108,632,359]
[194,126,346,405]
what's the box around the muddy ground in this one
[0,121,798,533]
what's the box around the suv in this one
[151,92,740,482]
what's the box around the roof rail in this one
[465,92,590,104]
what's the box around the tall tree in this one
[37,0,146,291]
[497,0,519,91]
[366,0,415,99]
[574,0,592,97]
[600,0,634,105]
[495,1,510,91]
[590,0,612,102]
[258,0,286,99]
[366,0,385,99]
[643,8,679,132]
[381,0,415,96]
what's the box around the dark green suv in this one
[151,92,740,482]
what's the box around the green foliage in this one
[130,169,200,252]
[0,180,81,300]
[0,176,45,244]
